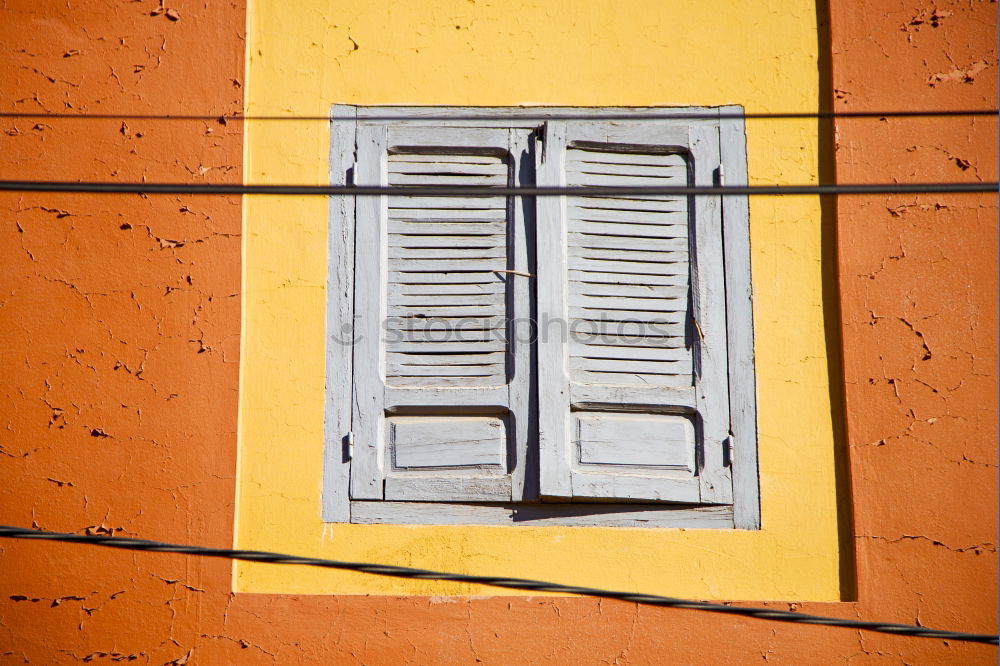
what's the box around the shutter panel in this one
[350,125,531,502]
[385,151,509,388]
[537,120,732,504]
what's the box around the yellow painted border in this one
[236,0,844,600]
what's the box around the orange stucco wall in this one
[0,1,995,664]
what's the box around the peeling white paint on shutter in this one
[347,124,532,503]
[565,147,693,389]
[385,152,509,388]
[325,107,757,527]
[537,120,733,505]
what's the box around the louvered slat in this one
[385,152,510,387]
[566,147,693,387]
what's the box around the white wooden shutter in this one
[537,120,732,504]
[350,124,531,502]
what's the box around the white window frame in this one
[323,106,759,529]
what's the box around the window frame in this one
[323,106,759,530]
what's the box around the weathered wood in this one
[388,416,507,468]
[388,234,506,248]
[575,412,695,471]
[389,258,507,272]
[569,233,687,252]
[570,341,690,360]
[386,305,507,319]
[568,246,688,264]
[720,105,760,529]
[566,172,684,187]
[349,123,390,500]
[540,121,708,503]
[688,122,733,506]
[570,473,701,503]
[389,173,508,186]
[569,333,687,349]
[504,127,534,501]
[322,104,357,522]
[567,257,689,276]
[386,322,506,338]
[385,339,504,353]
[570,281,687,299]
[570,370,693,388]
[568,207,688,225]
[389,294,501,308]
[383,385,509,410]
[387,363,505,378]
[388,153,502,164]
[568,307,687,324]
[567,150,688,167]
[389,270,508,284]
[390,281,504,296]
[569,270,688,287]
[325,107,755,527]
[571,295,687,312]
[389,161,508,175]
[350,500,735,528]
[570,319,685,338]
[389,196,507,210]
[573,195,683,210]
[569,220,687,239]
[556,122,688,147]
[390,245,506,259]
[535,120,574,499]
[569,383,696,409]
[388,351,506,366]
[384,476,513,502]
[569,357,690,376]
[566,160,684,177]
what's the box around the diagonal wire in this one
[0,524,996,645]
[0,180,996,197]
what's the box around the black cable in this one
[0,525,995,645]
[0,180,995,197]
[2,109,997,122]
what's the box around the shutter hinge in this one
[716,164,725,187]
[723,435,734,467]
[345,431,355,461]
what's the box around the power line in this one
[2,109,996,123]
[0,180,995,197]
[0,524,995,645]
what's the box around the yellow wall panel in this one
[238,0,843,599]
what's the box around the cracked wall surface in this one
[0,0,996,664]
[831,1,998,663]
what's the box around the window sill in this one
[349,501,735,528]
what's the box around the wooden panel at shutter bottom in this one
[576,413,695,471]
[384,414,513,502]
[390,416,507,468]
[566,411,701,503]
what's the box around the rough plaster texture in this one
[0,0,996,664]
[831,0,998,660]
